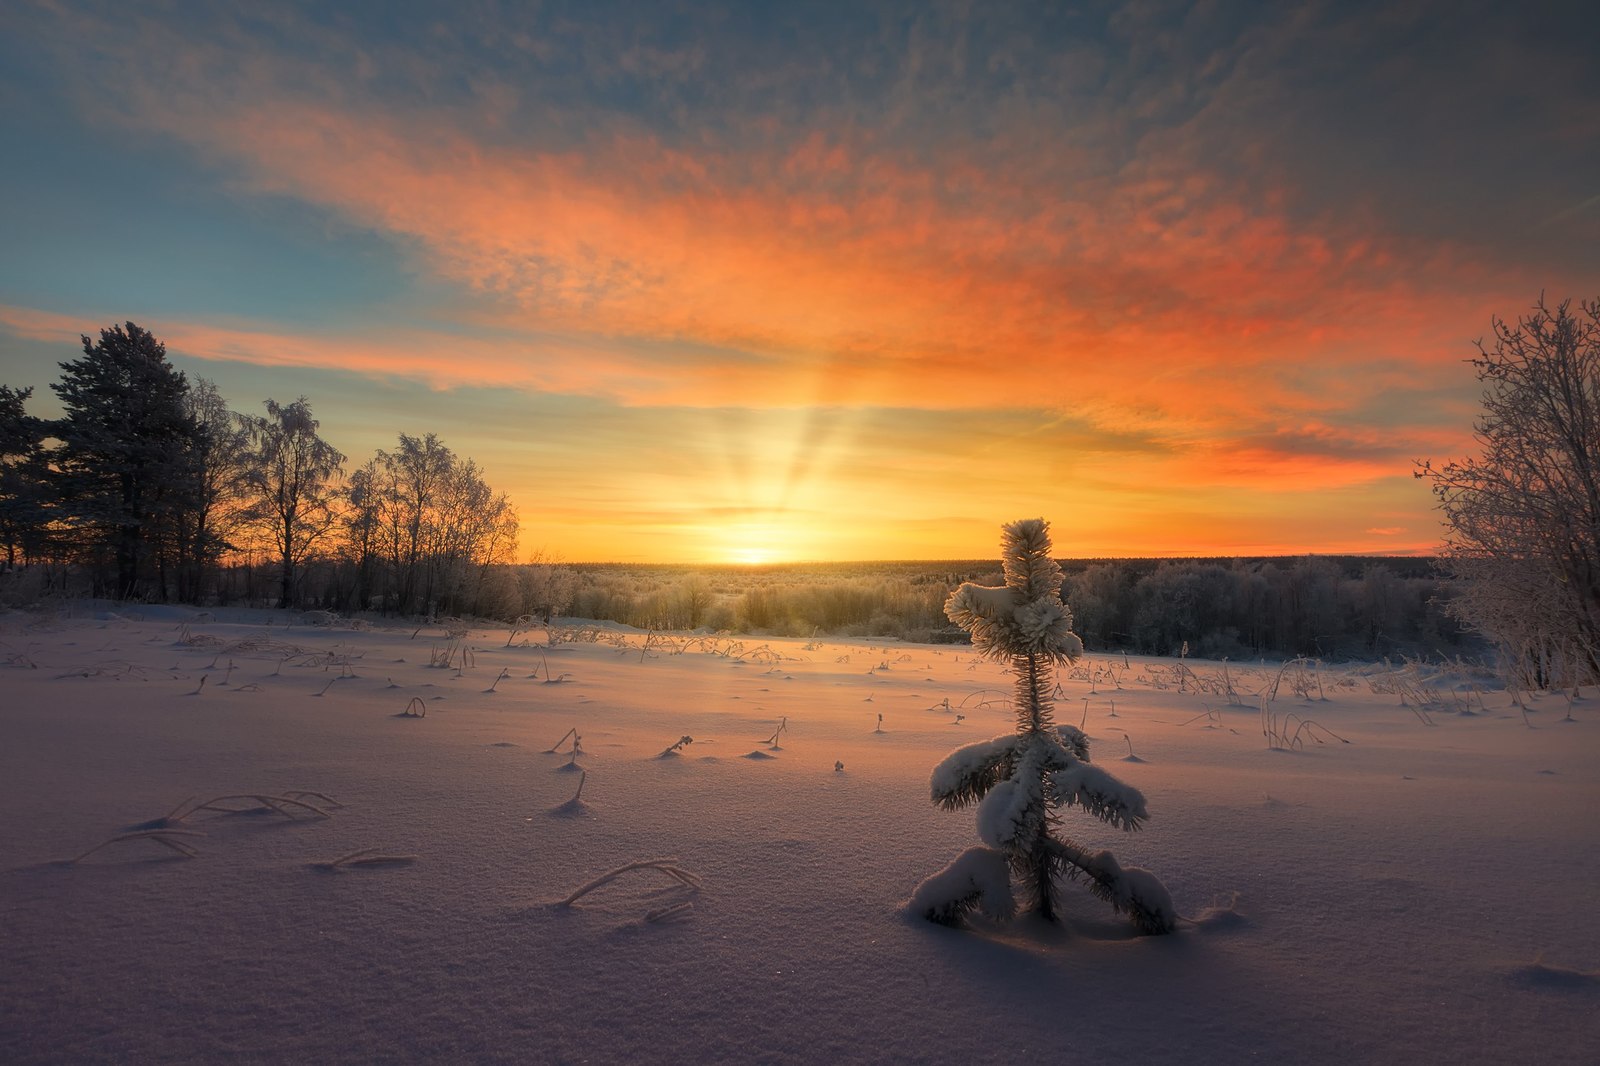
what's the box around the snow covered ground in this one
[3,604,1597,1064]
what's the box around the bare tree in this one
[1417,296,1600,687]
[371,433,453,615]
[339,459,383,610]
[520,551,577,628]
[241,398,345,608]
[173,378,250,602]
[356,433,519,617]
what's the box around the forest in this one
[1,323,518,617]
[555,555,1471,662]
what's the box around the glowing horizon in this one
[1,3,1594,565]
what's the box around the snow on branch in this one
[1050,762,1150,831]
[909,846,1017,926]
[929,735,1019,809]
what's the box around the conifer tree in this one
[0,385,50,568]
[911,518,1175,933]
[51,323,196,598]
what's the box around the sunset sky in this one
[1,1,1595,563]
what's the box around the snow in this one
[908,845,1015,924]
[1050,759,1149,829]
[975,778,1029,850]
[928,735,1017,802]
[3,605,1598,1064]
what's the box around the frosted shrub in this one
[912,519,1175,933]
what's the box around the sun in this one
[704,519,811,566]
[727,546,780,566]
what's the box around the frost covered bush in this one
[912,519,1175,933]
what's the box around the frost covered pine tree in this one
[910,519,1175,933]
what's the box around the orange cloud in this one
[61,38,1532,439]
[16,4,1574,560]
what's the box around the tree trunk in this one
[1029,822,1056,922]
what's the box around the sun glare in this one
[678,406,865,566]
[709,520,807,566]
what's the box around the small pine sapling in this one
[913,519,1176,934]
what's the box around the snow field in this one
[2,606,1597,1064]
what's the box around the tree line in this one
[0,322,519,614]
[549,556,1473,661]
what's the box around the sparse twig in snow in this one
[153,792,337,825]
[556,858,701,907]
[659,735,694,757]
[66,828,205,863]
[544,727,582,754]
[281,789,344,809]
[312,847,417,870]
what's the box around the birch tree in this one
[241,397,345,608]
[1417,297,1600,687]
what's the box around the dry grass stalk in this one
[544,727,582,754]
[644,901,695,923]
[1260,697,1351,750]
[155,792,337,825]
[55,660,145,681]
[312,847,417,870]
[556,858,701,907]
[658,735,694,757]
[67,828,204,863]
[400,697,427,718]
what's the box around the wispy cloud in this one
[23,4,1561,430]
